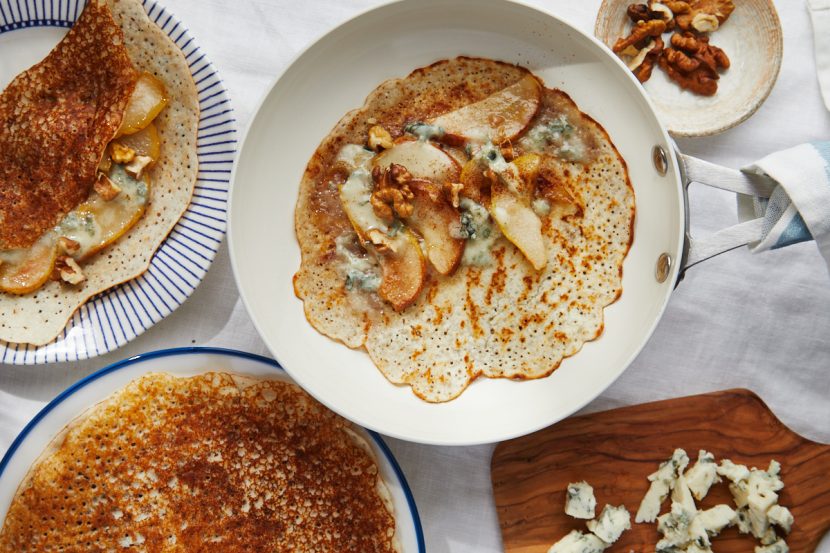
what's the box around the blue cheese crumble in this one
[565,481,597,520]
[586,504,631,544]
[636,448,689,523]
[546,530,607,553]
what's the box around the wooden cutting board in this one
[492,389,830,552]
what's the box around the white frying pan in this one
[229,0,772,445]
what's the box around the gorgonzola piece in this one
[671,475,697,513]
[457,198,500,267]
[656,502,698,551]
[729,463,783,539]
[717,459,750,483]
[547,530,608,553]
[767,505,793,534]
[760,528,779,546]
[735,507,752,534]
[636,479,669,524]
[684,450,720,501]
[755,539,789,553]
[586,505,631,544]
[565,481,597,520]
[747,486,778,538]
[334,144,374,173]
[696,504,736,536]
[636,449,689,523]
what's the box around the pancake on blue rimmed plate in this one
[294,57,635,403]
[0,0,198,346]
[0,372,400,552]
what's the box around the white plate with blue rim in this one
[0,0,235,365]
[0,347,426,551]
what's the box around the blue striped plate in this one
[0,0,234,365]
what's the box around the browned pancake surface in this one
[0,0,137,249]
[0,373,398,552]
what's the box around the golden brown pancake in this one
[294,57,635,402]
[0,373,399,552]
[0,0,137,250]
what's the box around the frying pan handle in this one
[677,153,778,279]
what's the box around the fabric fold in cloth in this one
[808,0,830,111]
[739,142,830,273]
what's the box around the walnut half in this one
[613,19,667,53]
[624,37,665,83]
[94,173,121,201]
[676,0,735,32]
[56,256,85,285]
[370,164,414,222]
[367,125,394,151]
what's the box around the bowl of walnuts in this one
[595,0,783,136]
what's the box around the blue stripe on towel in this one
[773,212,812,249]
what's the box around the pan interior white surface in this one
[0,350,423,552]
[229,0,684,445]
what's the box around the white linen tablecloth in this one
[2,1,830,551]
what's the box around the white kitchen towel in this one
[740,142,830,273]
[808,0,830,111]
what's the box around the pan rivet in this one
[652,145,668,176]
[656,253,672,283]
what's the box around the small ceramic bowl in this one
[595,0,783,137]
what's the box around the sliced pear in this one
[372,140,460,183]
[114,122,161,163]
[51,165,150,263]
[512,153,541,190]
[338,170,427,310]
[372,228,427,312]
[428,74,542,145]
[459,157,491,204]
[490,176,547,271]
[117,72,169,136]
[338,169,386,244]
[442,145,470,168]
[406,180,464,275]
[75,173,150,261]
[0,238,58,295]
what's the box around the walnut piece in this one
[125,155,153,180]
[691,12,719,32]
[676,0,734,31]
[664,47,700,73]
[58,237,80,255]
[57,256,85,285]
[627,4,651,22]
[110,143,135,164]
[371,164,414,222]
[633,37,665,82]
[648,2,675,27]
[94,173,121,201]
[664,1,691,14]
[444,182,464,209]
[671,32,730,72]
[613,19,667,53]
[98,155,112,174]
[367,125,394,151]
[658,51,718,95]
[670,31,699,51]
[627,2,675,30]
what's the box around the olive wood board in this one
[492,389,830,552]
